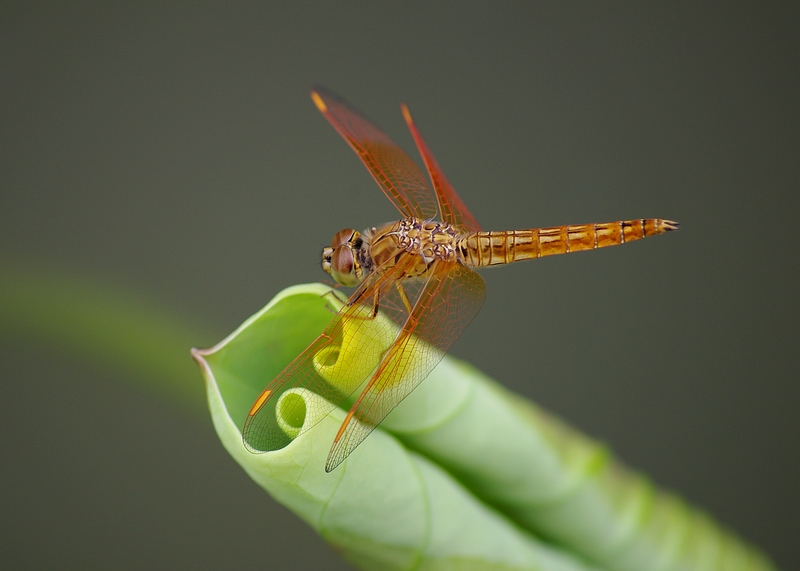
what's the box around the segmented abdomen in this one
[459,219,679,267]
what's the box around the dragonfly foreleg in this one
[321,289,348,315]
[340,288,381,322]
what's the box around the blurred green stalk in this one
[0,257,213,413]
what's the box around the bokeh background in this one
[2,3,797,569]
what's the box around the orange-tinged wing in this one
[242,257,426,454]
[325,262,487,472]
[311,86,438,220]
[401,103,482,233]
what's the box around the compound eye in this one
[330,245,360,287]
[331,245,354,275]
[331,229,356,248]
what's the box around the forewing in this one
[325,263,487,471]
[312,86,438,220]
[401,103,482,232]
[242,266,408,454]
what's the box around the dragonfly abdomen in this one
[459,219,679,267]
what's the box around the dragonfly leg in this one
[321,289,348,314]
[341,288,381,322]
[395,282,414,315]
[370,288,381,318]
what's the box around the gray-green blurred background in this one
[2,3,797,569]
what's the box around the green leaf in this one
[194,283,777,571]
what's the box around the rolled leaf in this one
[194,283,776,571]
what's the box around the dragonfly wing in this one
[325,262,487,472]
[311,86,438,220]
[242,264,411,454]
[401,103,482,232]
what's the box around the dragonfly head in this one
[322,228,365,287]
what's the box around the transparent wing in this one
[401,103,482,232]
[311,86,438,220]
[242,262,416,454]
[325,262,487,472]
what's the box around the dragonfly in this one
[243,86,679,472]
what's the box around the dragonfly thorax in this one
[322,218,463,288]
[387,217,461,264]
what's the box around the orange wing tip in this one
[248,389,272,417]
[311,91,328,112]
[400,103,413,125]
